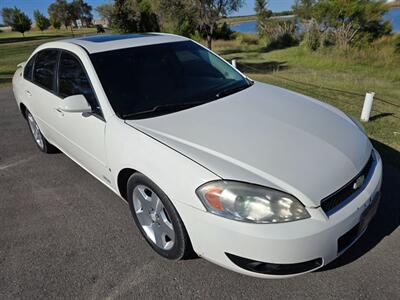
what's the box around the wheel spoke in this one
[153,195,163,214]
[142,225,156,244]
[137,186,152,212]
[152,223,165,248]
[136,210,152,227]
[159,218,175,241]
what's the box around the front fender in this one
[106,116,219,211]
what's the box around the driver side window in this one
[58,51,102,117]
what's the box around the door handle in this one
[25,90,32,97]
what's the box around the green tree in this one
[96,3,115,26]
[137,0,160,32]
[212,22,233,40]
[192,0,244,49]
[34,10,51,31]
[313,0,391,48]
[50,17,62,29]
[70,0,93,27]
[12,7,32,37]
[155,0,243,49]
[113,0,139,33]
[112,0,159,33]
[255,0,272,35]
[1,7,14,27]
[48,0,72,29]
[292,0,316,20]
[153,0,197,36]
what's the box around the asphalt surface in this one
[0,87,399,299]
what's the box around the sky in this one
[0,0,296,24]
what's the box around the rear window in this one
[23,55,35,81]
[33,49,59,91]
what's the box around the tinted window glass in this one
[90,41,249,119]
[24,55,35,81]
[33,49,58,91]
[58,51,99,112]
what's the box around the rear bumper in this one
[175,149,383,278]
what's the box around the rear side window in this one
[33,49,58,91]
[23,55,35,81]
[58,51,100,113]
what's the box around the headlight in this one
[348,115,366,134]
[196,181,310,224]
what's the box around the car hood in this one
[125,82,372,207]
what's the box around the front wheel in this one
[127,173,194,260]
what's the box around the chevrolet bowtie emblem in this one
[353,175,365,190]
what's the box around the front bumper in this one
[175,149,383,278]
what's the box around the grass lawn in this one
[1,29,399,167]
[0,28,96,85]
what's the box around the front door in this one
[52,50,108,181]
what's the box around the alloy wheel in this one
[27,112,44,150]
[132,185,175,250]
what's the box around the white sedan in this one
[12,33,382,278]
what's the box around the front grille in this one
[321,153,374,214]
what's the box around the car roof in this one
[62,33,189,54]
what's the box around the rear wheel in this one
[26,110,58,153]
[127,173,194,260]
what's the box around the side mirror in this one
[60,94,92,113]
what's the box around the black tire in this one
[127,173,194,260]
[26,110,58,154]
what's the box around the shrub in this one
[319,30,335,48]
[213,22,233,40]
[262,20,298,51]
[266,32,298,51]
[301,19,321,51]
[394,35,400,54]
[190,31,203,42]
[175,17,197,37]
[313,0,391,47]
[237,33,259,45]
[302,28,320,51]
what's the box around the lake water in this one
[386,7,400,32]
[230,8,400,33]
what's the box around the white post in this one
[231,59,237,68]
[361,92,375,122]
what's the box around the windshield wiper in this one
[215,81,252,98]
[121,101,207,119]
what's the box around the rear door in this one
[28,49,62,143]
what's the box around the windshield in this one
[89,41,252,119]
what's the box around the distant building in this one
[93,18,110,28]
[0,26,12,32]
